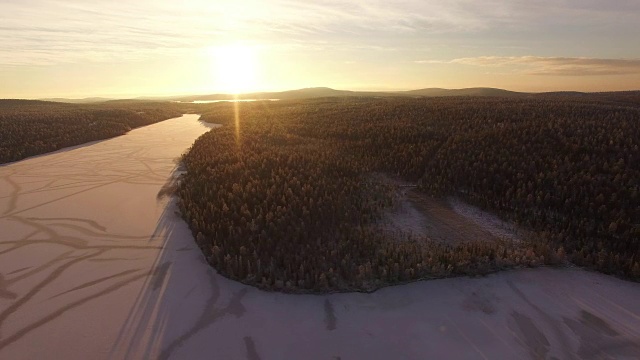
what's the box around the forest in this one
[177,96,639,293]
[3,95,636,293]
[0,100,183,164]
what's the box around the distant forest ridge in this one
[33,87,640,104]
[0,100,184,164]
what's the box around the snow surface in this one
[449,197,521,242]
[1,115,640,359]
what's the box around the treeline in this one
[0,100,184,164]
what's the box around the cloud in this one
[0,0,500,66]
[423,56,640,76]
[0,1,639,67]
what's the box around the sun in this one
[211,44,259,94]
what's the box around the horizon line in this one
[10,86,639,101]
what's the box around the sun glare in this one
[211,44,259,94]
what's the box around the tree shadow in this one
[109,167,249,360]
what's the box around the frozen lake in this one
[1,114,639,359]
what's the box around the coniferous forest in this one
[0,100,182,164]
[178,96,639,293]
[2,95,637,293]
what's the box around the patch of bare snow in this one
[380,189,429,239]
[448,197,521,242]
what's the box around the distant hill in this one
[402,87,523,97]
[0,99,76,110]
[0,99,61,106]
[529,90,640,106]
[266,87,370,99]
[40,97,111,103]
[172,87,526,102]
[173,87,374,102]
[534,91,588,97]
[32,88,640,104]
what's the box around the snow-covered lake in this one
[1,114,640,359]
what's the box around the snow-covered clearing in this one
[448,197,522,242]
[378,174,521,245]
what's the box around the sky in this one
[1,0,639,98]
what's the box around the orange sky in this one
[1,1,639,98]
